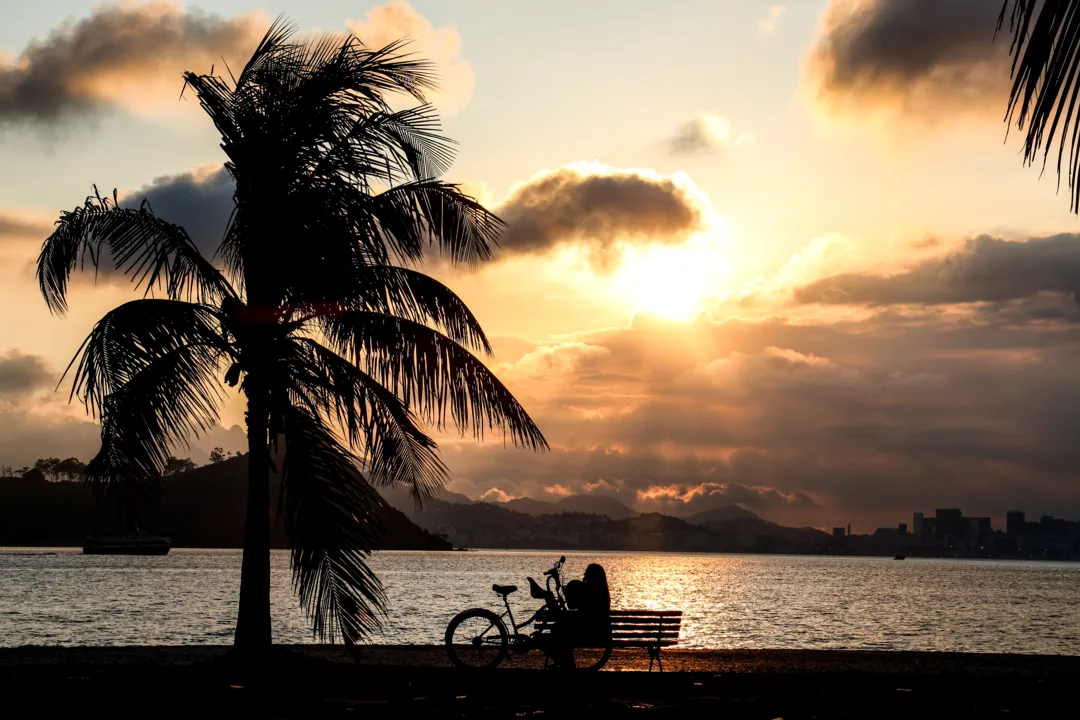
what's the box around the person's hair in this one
[584,563,610,608]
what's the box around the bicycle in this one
[444,556,613,671]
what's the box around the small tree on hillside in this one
[163,457,198,476]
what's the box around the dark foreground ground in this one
[2,645,1077,719]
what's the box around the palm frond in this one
[286,337,449,504]
[365,180,504,266]
[72,300,231,515]
[290,265,491,355]
[318,311,548,451]
[37,190,237,314]
[1000,0,1080,210]
[278,404,386,643]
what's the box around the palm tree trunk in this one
[234,382,272,648]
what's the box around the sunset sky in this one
[3,0,1080,531]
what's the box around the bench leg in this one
[647,646,664,672]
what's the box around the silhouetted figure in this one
[550,563,611,669]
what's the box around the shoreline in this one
[3,644,1080,673]
[2,646,1076,718]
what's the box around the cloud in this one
[793,234,1080,306]
[0,2,265,125]
[0,351,53,396]
[0,1,474,127]
[0,211,52,264]
[0,214,50,240]
[668,113,755,155]
[636,482,816,515]
[479,487,515,503]
[758,5,787,35]
[803,0,1010,123]
[131,165,235,259]
[438,291,1080,529]
[496,162,714,262]
[346,1,475,115]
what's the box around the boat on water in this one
[83,533,172,556]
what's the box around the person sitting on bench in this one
[549,563,611,669]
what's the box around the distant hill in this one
[684,504,774,526]
[554,495,638,520]
[503,497,558,516]
[0,455,450,551]
[497,494,638,520]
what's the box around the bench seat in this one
[534,609,683,671]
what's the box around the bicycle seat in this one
[492,584,518,596]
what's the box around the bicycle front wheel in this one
[445,608,509,669]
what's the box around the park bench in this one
[534,609,684,671]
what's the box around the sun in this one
[611,235,733,321]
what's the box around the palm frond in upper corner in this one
[999,0,1080,210]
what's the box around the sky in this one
[2,0,1080,532]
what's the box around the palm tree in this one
[36,20,547,650]
[999,1,1080,212]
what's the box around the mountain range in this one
[378,487,830,553]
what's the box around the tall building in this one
[936,509,964,546]
[967,517,992,548]
[1007,510,1025,537]
[913,512,924,538]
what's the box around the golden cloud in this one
[0,2,266,123]
[346,1,475,115]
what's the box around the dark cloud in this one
[131,165,235,259]
[0,3,262,125]
[804,0,1009,120]
[0,351,53,396]
[794,234,1080,306]
[497,163,710,259]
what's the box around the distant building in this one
[898,523,908,534]
[967,517,991,548]
[936,509,964,547]
[913,512,924,538]
[833,527,846,539]
[1007,510,1025,537]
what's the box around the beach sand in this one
[2,645,1076,718]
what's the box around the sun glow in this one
[611,234,734,320]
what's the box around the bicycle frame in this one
[495,569,564,639]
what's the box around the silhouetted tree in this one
[36,20,546,651]
[208,447,230,464]
[163,457,197,476]
[33,458,60,482]
[54,457,87,482]
[999,1,1080,211]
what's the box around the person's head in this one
[584,563,608,588]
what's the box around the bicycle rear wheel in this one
[445,608,509,669]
